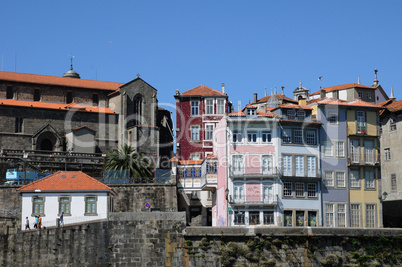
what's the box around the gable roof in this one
[180,85,226,97]
[310,83,374,96]
[314,98,383,108]
[0,99,117,114]
[379,99,402,114]
[277,103,313,110]
[0,71,123,91]
[17,171,113,193]
[256,94,297,104]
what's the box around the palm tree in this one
[105,145,154,182]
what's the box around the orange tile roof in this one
[17,171,112,192]
[0,99,117,114]
[278,103,313,110]
[257,111,280,117]
[206,154,218,159]
[257,94,297,103]
[310,83,374,95]
[315,98,383,108]
[0,71,124,91]
[170,157,179,162]
[381,100,402,112]
[245,103,257,108]
[178,160,203,165]
[228,110,246,117]
[180,84,226,97]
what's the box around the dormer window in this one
[296,110,305,120]
[358,91,363,99]
[287,110,295,120]
[247,109,256,116]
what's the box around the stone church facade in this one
[0,68,173,175]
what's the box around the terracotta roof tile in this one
[228,110,246,117]
[257,94,297,103]
[180,85,226,97]
[206,154,218,159]
[245,103,257,108]
[170,157,179,162]
[0,71,123,91]
[382,100,402,112]
[310,83,374,96]
[278,103,313,110]
[17,171,112,192]
[179,160,203,165]
[256,110,280,117]
[316,98,383,108]
[0,99,117,114]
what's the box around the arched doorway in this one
[40,138,53,151]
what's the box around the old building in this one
[0,68,173,178]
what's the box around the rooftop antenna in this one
[358,75,361,84]
[70,55,75,70]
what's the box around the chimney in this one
[373,68,379,86]
[254,93,258,103]
[221,83,225,94]
[333,90,339,100]
[320,89,326,99]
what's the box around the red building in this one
[174,84,231,160]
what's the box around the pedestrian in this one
[38,215,42,229]
[34,215,38,229]
[59,212,64,227]
[25,217,30,230]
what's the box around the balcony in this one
[230,167,280,179]
[229,194,278,206]
[280,170,321,179]
[177,173,217,191]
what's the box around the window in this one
[337,204,346,227]
[287,110,295,120]
[92,94,99,106]
[324,141,333,157]
[364,169,375,189]
[307,183,317,197]
[191,126,200,141]
[206,99,214,114]
[261,155,273,175]
[296,110,305,120]
[282,155,292,176]
[306,130,316,145]
[283,182,292,197]
[206,162,217,174]
[263,184,273,203]
[350,169,360,188]
[249,211,260,225]
[15,117,23,133]
[234,211,245,225]
[85,196,97,215]
[32,196,45,215]
[247,131,257,143]
[294,130,303,144]
[191,191,199,199]
[6,86,13,99]
[336,172,346,188]
[284,211,292,226]
[351,204,361,227]
[282,129,292,144]
[232,155,244,175]
[133,95,142,125]
[335,141,345,157]
[295,183,305,197]
[366,204,376,228]
[358,91,363,99]
[307,156,316,177]
[205,125,214,140]
[263,211,274,225]
[34,89,41,101]
[325,204,334,227]
[247,109,256,116]
[295,155,304,176]
[182,168,188,178]
[66,91,73,104]
[232,131,242,143]
[233,184,244,203]
[296,211,305,226]
[349,139,360,163]
[384,148,391,161]
[356,111,366,133]
[324,171,334,187]
[190,167,196,178]
[190,153,200,160]
[217,99,225,114]
[391,174,397,192]
[328,112,338,125]
[390,118,397,131]
[191,101,199,116]
[364,141,374,164]
[59,196,71,215]
[262,131,272,143]
[366,92,372,99]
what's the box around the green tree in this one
[105,145,154,182]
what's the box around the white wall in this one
[21,192,109,230]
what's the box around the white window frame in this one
[191,125,200,141]
[328,112,339,125]
[306,130,316,145]
[337,204,346,227]
[323,141,333,157]
[247,131,258,143]
[247,109,256,116]
[205,99,214,115]
[282,155,292,176]
[391,173,397,192]
[262,184,274,204]
[262,131,272,143]
[351,203,361,227]
[296,110,305,120]
[364,140,374,164]
[283,182,292,197]
[349,139,360,163]
[358,91,363,99]
[205,124,214,141]
[307,183,317,197]
[365,204,376,228]
[325,203,335,227]
[295,155,304,177]
[335,141,345,158]
[350,169,360,188]
[287,110,295,120]
[232,155,244,175]
[364,169,375,189]
[294,130,303,144]
[384,148,391,161]
[282,129,292,144]
[335,172,346,188]
[357,111,366,133]
[217,99,225,114]
[307,156,316,177]
[261,155,273,175]
[232,131,242,143]
[295,183,305,197]
[191,101,199,116]
[324,170,334,187]
[390,118,397,131]
[233,184,245,203]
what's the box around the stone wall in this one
[0,214,402,266]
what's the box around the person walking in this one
[59,212,64,227]
[38,215,42,229]
[25,217,30,230]
[34,215,38,229]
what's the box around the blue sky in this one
[1,1,402,115]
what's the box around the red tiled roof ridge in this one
[310,83,374,95]
[279,103,313,110]
[0,70,124,91]
[178,160,203,165]
[180,84,226,97]
[257,94,297,103]
[228,110,246,117]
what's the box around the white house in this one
[17,171,116,230]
